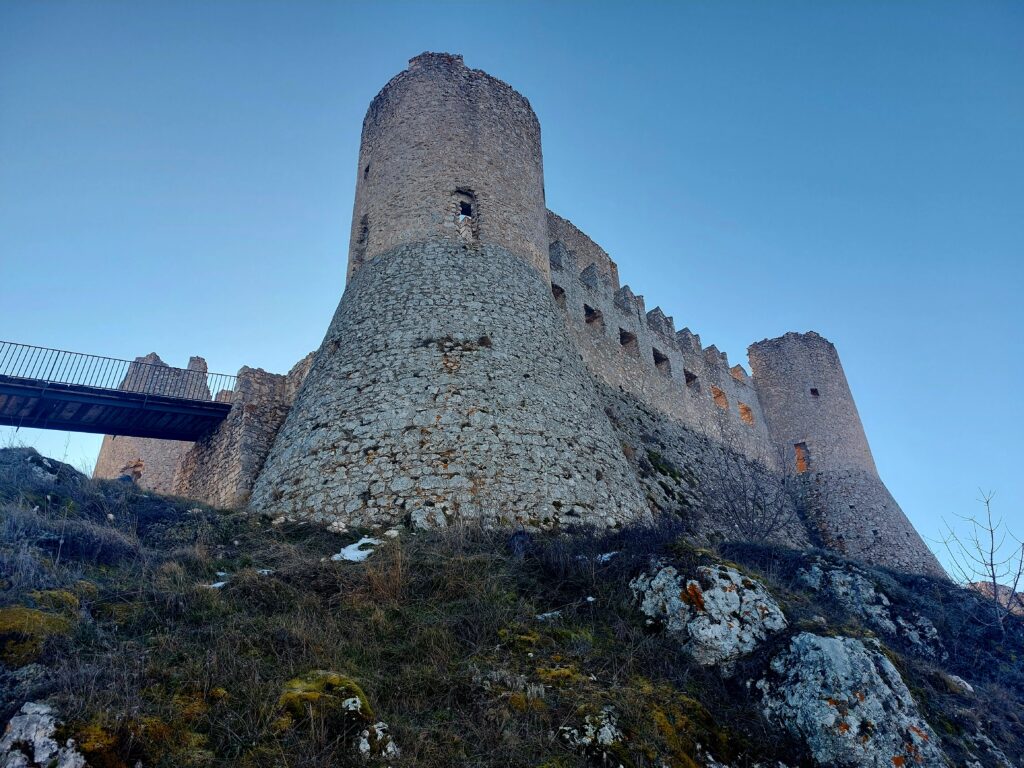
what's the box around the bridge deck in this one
[0,375,232,441]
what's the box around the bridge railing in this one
[0,341,237,403]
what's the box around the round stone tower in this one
[250,53,647,532]
[747,332,876,476]
[749,332,944,576]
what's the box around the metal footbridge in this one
[0,342,236,441]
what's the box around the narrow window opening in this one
[453,190,478,242]
[653,348,671,376]
[738,403,754,426]
[619,328,639,356]
[584,304,604,333]
[684,369,700,392]
[353,214,369,267]
[810,388,820,397]
[551,283,566,309]
[711,385,728,410]
[794,442,810,474]
[363,164,370,180]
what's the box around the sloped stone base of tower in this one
[799,470,945,578]
[250,242,649,531]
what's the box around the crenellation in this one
[646,307,675,337]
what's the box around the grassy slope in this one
[0,449,1021,767]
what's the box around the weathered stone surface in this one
[797,559,944,659]
[173,354,313,508]
[0,702,86,768]
[250,242,649,532]
[757,633,946,768]
[92,354,208,493]
[556,706,624,765]
[631,563,787,668]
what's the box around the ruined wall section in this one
[348,52,548,279]
[92,354,209,493]
[546,216,778,469]
[173,354,313,509]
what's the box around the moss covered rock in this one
[0,605,72,666]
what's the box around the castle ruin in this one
[94,53,943,577]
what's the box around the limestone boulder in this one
[0,702,86,768]
[797,560,944,659]
[556,706,625,766]
[757,632,946,767]
[630,562,787,669]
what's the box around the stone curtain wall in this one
[92,354,209,493]
[543,214,942,575]
[173,355,312,508]
[546,215,778,470]
[347,53,549,279]
[93,434,191,493]
[598,383,812,549]
[250,242,649,532]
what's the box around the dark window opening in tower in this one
[711,385,728,410]
[363,164,370,180]
[353,214,369,267]
[453,190,478,242]
[738,403,754,426]
[619,329,638,356]
[653,348,671,376]
[810,388,820,397]
[551,283,566,309]
[794,442,810,473]
[584,304,604,332]
[684,369,700,391]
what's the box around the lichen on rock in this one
[797,559,944,659]
[276,670,398,759]
[630,562,787,668]
[556,706,625,765]
[0,702,87,768]
[757,632,946,767]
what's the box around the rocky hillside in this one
[0,447,1021,767]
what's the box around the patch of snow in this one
[331,536,383,562]
[536,610,562,621]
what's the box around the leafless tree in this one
[941,491,1024,635]
[705,410,803,545]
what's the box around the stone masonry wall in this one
[547,214,778,470]
[173,354,313,508]
[92,354,209,493]
[250,242,649,532]
[598,382,812,549]
[348,53,548,279]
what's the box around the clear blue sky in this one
[2,1,1021,572]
